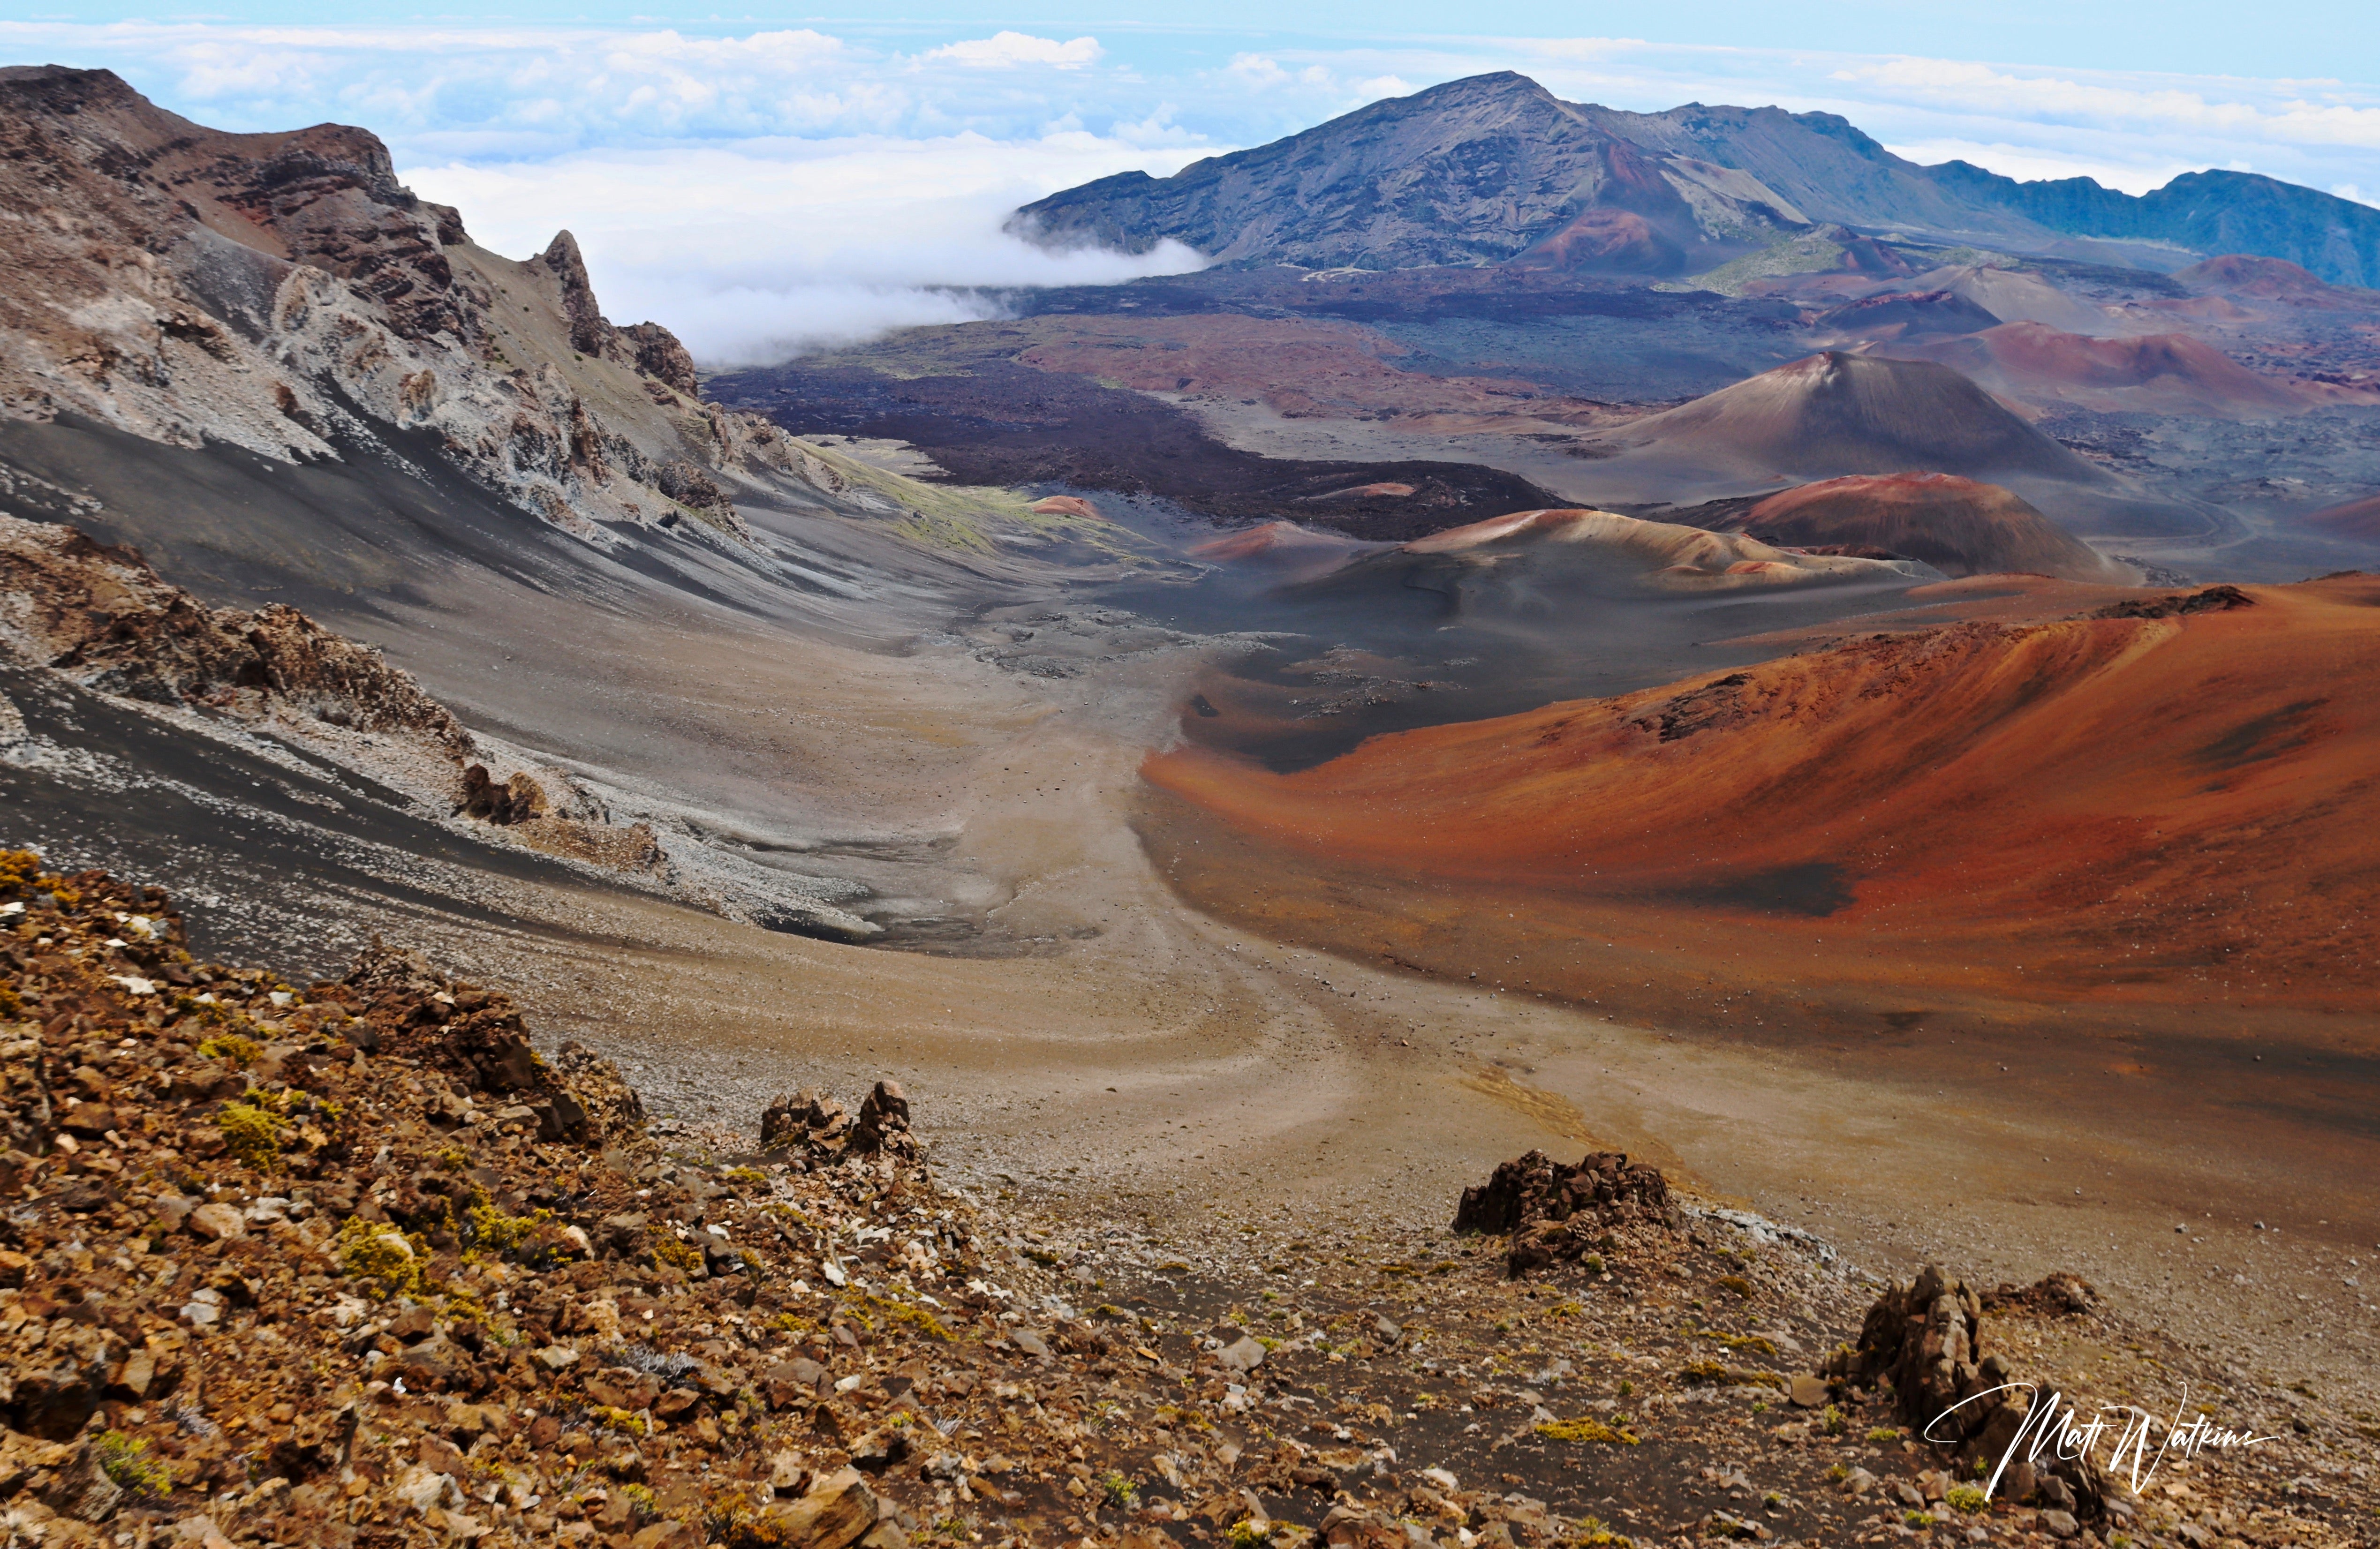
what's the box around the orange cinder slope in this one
[1145,576,2380,1006]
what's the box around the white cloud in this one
[1829,56,2380,151]
[916,32,1103,71]
[401,135,1212,366]
[1219,53,1413,110]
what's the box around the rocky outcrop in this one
[851,1080,916,1163]
[761,1087,856,1155]
[456,765,549,825]
[535,232,613,358]
[0,66,831,547]
[2092,585,2255,620]
[0,515,676,886]
[0,514,469,759]
[622,322,701,398]
[761,1082,916,1171]
[1823,1264,2107,1520]
[326,943,585,1121]
[1453,1149,1679,1274]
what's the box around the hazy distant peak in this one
[1018,71,2380,287]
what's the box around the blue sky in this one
[9,4,2372,361]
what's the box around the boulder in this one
[1217,1336,1267,1374]
[851,1080,916,1161]
[1453,1149,1679,1274]
[761,1088,854,1156]
[185,1203,246,1242]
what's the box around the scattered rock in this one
[2093,585,2255,620]
[1981,1270,2099,1316]
[1217,1335,1268,1373]
[184,1202,246,1242]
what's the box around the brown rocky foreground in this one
[0,853,2368,1549]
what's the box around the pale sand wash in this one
[368,601,2380,1414]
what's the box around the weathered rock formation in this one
[1824,1264,2107,1520]
[1453,1149,1680,1274]
[761,1081,916,1170]
[0,513,679,891]
[0,66,821,545]
[455,765,548,825]
[851,1080,917,1164]
[761,1088,857,1155]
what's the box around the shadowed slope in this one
[1146,575,2380,1008]
[1721,474,2124,581]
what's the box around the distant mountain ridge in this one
[1016,72,2380,287]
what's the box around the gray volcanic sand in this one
[326,594,2380,1417]
[9,416,2372,1415]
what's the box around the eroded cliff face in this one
[0,65,807,546]
[0,515,470,764]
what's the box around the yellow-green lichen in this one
[334,1216,437,1298]
[96,1431,173,1498]
[215,1099,285,1168]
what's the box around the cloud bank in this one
[403,135,1211,364]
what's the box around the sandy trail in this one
[402,613,2379,1408]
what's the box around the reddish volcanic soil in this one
[1721,472,2123,580]
[1887,321,2341,417]
[1143,574,2380,1038]
[2176,254,2380,308]
[2305,492,2380,539]
[1186,519,1387,581]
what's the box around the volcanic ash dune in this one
[1606,351,2102,484]
[1718,473,2127,581]
[1145,574,2380,1003]
[1312,506,1934,612]
[2305,493,2380,541]
[1888,321,2334,418]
